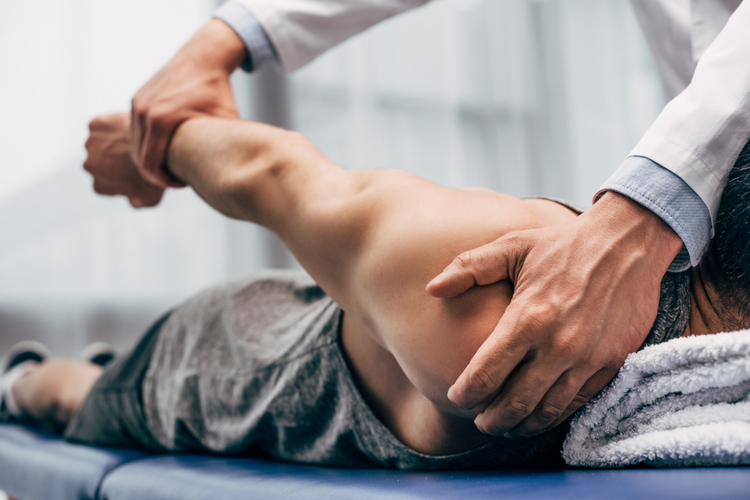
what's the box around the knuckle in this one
[500,231,529,254]
[569,393,590,408]
[148,106,167,125]
[610,348,631,367]
[475,418,502,436]
[513,308,550,336]
[93,181,116,196]
[88,117,102,131]
[501,231,523,247]
[586,350,622,373]
[535,401,565,422]
[453,252,474,272]
[475,409,513,436]
[148,104,175,129]
[526,300,556,320]
[552,334,584,359]
[465,366,496,393]
[504,398,535,420]
[133,101,149,121]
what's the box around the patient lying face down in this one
[2,115,748,470]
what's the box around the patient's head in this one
[697,137,750,332]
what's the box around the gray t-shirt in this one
[141,270,567,470]
[139,267,689,470]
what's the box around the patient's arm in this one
[168,117,509,343]
[167,117,380,316]
[166,117,577,454]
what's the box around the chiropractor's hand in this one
[130,19,245,188]
[84,112,165,208]
[426,192,684,437]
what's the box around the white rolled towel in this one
[563,330,750,467]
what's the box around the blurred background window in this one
[0,0,664,356]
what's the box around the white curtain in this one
[0,0,236,354]
[0,0,664,354]
[290,0,664,204]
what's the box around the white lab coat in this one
[235,0,750,221]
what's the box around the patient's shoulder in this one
[340,174,579,454]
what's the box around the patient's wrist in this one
[164,121,191,185]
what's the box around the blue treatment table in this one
[0,424,145,500]
[98,455,750,500]
[2,423,749,500]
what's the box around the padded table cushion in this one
[0,423,145,500]
[99,455,750,500]
[2,423,749,500]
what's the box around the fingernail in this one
[447,384,472,410]
[426,275,444,290]
[447,384,460,405]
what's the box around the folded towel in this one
[563,330,750,467]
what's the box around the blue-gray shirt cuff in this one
[597,156,712,272]
[214,1,278,72]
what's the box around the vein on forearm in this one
[165,116,374,310]
[168,117,316,228]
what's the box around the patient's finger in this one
[426,232,528,298]
[92,179,118,196]
[503,368,591,438]
[128,187,165,208]
[447,303,532,412]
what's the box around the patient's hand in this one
[84,113,165,208]
[426,192,683,437]
[129,19,244,188]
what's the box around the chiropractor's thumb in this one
[426,232,527,298]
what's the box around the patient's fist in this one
[84,113,165,208]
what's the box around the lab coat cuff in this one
[214,1,279,72]
[595,156,711,272]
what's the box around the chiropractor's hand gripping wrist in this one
[130,19,245,188]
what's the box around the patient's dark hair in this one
[700,136,750,329]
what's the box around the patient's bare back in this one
[330,170,577,455]
[168,119,578,456]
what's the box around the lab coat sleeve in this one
[214,1,279,72]
[629,0,750,225]
[230,0,433,72]
[599,156,711,270]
